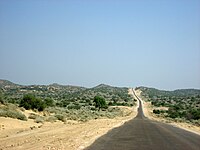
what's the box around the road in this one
[85,89,200,150]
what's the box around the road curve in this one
[85,89,200,150]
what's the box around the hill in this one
[0,80,133,107]
[138,86,200,98]
[0,79,19,88]
[0,79,135,124]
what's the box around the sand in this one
[0,92,138,150]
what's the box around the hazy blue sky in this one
[0,0,200,90]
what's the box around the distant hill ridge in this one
[0,79,133,107]
[0,79,19,88]
[138,86,200,97]
[0,79,126,90]
[1,79,200,92]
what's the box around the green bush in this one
[67,104,81,110]
[93,96,107,110]
[0,94,5,104]
[44,98,54,107]
[20,94,46,111]
[108,102,113,106]
[153,109,160,114]
[55,114,66,122]
[167,107,180,118]
[187,109,200,120]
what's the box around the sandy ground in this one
[0,91,138,150]
[134,89,200,135]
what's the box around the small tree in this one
[20,94,46,111]
[20,94,35,110]
[93,96,107,110]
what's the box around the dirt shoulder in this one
[0,100,138,150]
[134,89,200,135]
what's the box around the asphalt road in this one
[85,90,200,150]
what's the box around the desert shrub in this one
[108,102,113,106]
[159,110,167,114]
[45,107,59,114]
[32,99,45,111]
[191,119,200,126]
[19,94,34,110]
[151,101,161,107]
[20,94,46,111]
[45,107,68,116]
[0,99,5,104]
[46,116,58,123]
[90,107,96,111]
[93,96,107,110]
[108,107,120,112]
[28,113,39,119]
[99,109,122,119]
[66,113,79,121]
[105,112,117,119]
[19,107,26,112]
[60,100,70,107]
[34,116,44,123]
[67,103,81,110]
[167,107,180,118]
[55,114,66,122]
[44,98,54,107]
[79,117,88,122]
[85,99,91,103]
[153,109,160,114]
[46,105,130,122]
[0,96,5,104]
[0,106,27,121]
[6,103,18,110]
[187,109,200,120]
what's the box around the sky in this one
[0,0,200,90]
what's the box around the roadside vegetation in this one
[0,80,135,122]
[0,103,27,121]
[138,87,200,125]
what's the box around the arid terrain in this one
[0,88,199,150]
[0,100,138,150]
[0,80,138,150]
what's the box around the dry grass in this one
[0,104,27,121]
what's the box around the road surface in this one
[85,89,200,150]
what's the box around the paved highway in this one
[86,90,200,150]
